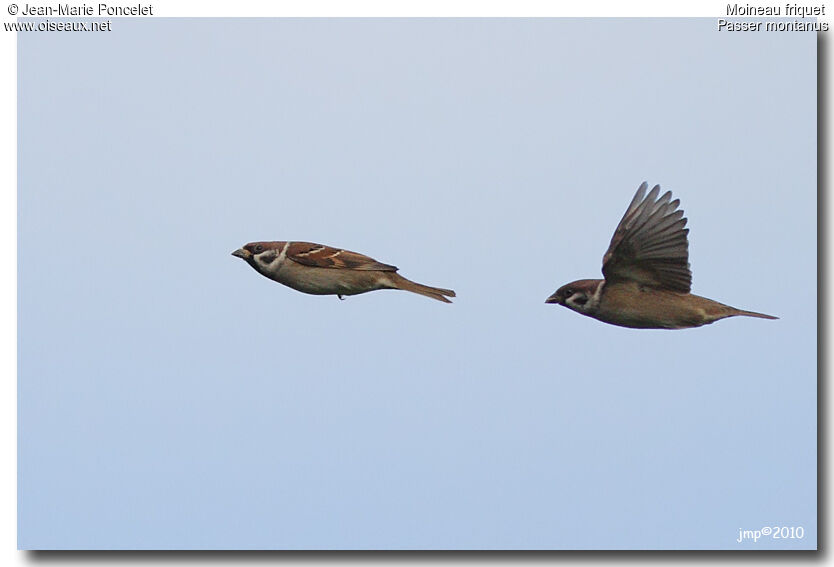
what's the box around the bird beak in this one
[231,248,251,259]
[545,293,562,305]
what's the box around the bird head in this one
[545,279,601,313]
[232,242,282,273]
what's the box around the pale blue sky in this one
[18,19,816,549]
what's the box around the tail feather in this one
[734,309,778,320]
[390,273,455,303]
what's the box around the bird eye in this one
[254,244,264,253]
[564,289,573,297]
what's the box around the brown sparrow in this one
[232,241,455,303]
[545,182,777,329]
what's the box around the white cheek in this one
[566,296,590,312]
[255,254,278,271]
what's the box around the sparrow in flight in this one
[232,241,456,303]
[545,182,777,329]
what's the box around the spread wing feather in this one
[286,242,398,271]
[601,182,692,292]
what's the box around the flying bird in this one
[232,241,455,303]
[545,182,777,329]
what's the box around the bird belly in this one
[270,262,389,296]
[595,284,712,329]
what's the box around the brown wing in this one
[286,242,398,271]
[601,182,692,293]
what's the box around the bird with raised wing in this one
[545,182,777,329]
[232,241,456,303]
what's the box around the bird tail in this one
[732,308,778,320]
[389,273,456,303]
